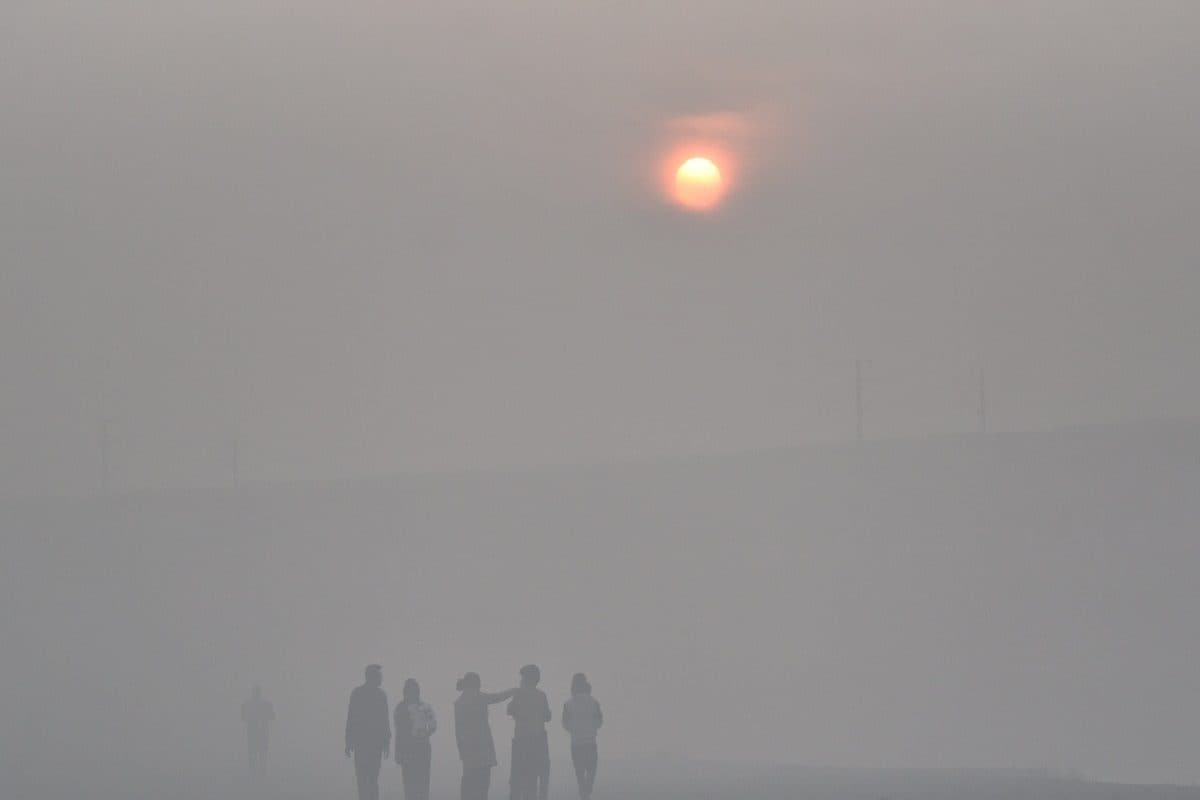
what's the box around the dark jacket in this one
[507,687,551,739]
[346,684,391,753]
[454,690,512,770]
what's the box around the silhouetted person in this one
[454,672,518,800]
[346,665,391,800]
[241,685,275,782]
[395,678,437,800]
[508,665,552,800]
[561,674,602,799]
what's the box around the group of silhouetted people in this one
[335,664,602,800]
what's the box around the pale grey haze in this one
[3,423,1200,795]
[3,1,1199,493]
[3,2,1200,799]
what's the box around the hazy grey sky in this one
[4,1,1199,493]
[5,5,1200,793]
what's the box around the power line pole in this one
[98,417,113,494]
[855,359,864,442]
[230,427,240,485]
[978,367,988,434]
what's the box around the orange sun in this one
[673,156,724,211]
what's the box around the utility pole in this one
[855,359,864,442]
[230,427,240,485]
[98,417,113,494]
[978,367,988,434]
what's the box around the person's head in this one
[251,685,262,699]
[456,672,481,692]
[365,664,383,688]
[519,664,541,687]
[571,673,590,695]
[403,678,420,704]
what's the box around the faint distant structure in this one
[98,417,114,493]
[978,367,988,434]
[855,360,864,442]
[229,424,240,485]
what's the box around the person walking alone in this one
[346,665,391,800]
[561,674,602,800]
[395,679,437,800]
[241,685,275,783]
[454,672,518,800]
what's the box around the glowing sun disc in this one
[673,157,724,210]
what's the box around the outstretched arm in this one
[481,688,519,705]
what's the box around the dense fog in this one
[4,2,1200,799]
[4,1,1200,491]
[3,423,1199,797]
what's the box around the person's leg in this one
[465,766,488,800]
[461,767,471,800]
[509,745,521,800]
[355,752,370,800]
[368,749,383,800]
[537,732,550,800]
[480,766,493,800]
[515,768,533,800]
[403,744,427,800]
[511,740,532,800]
[522,747,538,800]
[355,748,383,800]
[583,743,597,797]
[400,754,414,800]
[416,741,432,800]
[254,746,267,781]
[570,745,587,798]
